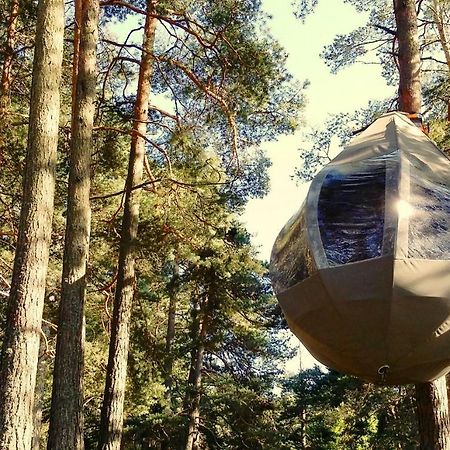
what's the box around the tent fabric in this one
[271,112,450,384]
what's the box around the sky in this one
[243,0,395,260]
[242,0,395,371]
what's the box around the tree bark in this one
[0,0,64,448]
[184,295,209,450]
[164,261,180,398]
[47,0,99,449]
[415,377,450,450]
[393,0,422,114]
[71,0,82,124]
[160,262,180,450]
[98,2,157,449]
[0,0,20,117]
[394,2,450,449]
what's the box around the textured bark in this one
[184,296,209,450]
[161,264,180,450]
[71,0,82,123]
[0,0,19,116]
[0,0,64,448]
[164,262,180,397]
[415,377,450,450]
[393,0,422,113]
[394,2,450,448]
[98,3,157,449]
[47,0,99,448]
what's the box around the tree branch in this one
[372,24,396,36]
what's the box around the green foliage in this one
[295,98,393,181]
[293,0,319,22]
[292,0,449,178]
[0,0,432,448]
[429,118,450,151]
[322,4,397,83]
[295,0,450,88]
[280,368,419,449]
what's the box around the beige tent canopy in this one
[271,112,450,385]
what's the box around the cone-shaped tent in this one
[271,112,450,384]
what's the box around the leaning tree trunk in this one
[394,0,450,447]
[98,3,157,449]
[47,0,99,449]
[0,0,64,448]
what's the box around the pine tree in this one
[394,0,422,114]
[96,1,303,447]
[98,2,158,448]
[0,0,64,447]
[416,377,450,449]
[391,2,450,446]
[0,1,304,446]
[47,0,99,448]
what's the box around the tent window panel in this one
[318,160,386,266]
[408,177,450,259]
[271,208,317,292]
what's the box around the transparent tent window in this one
[317,160,386,265]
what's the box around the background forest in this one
[0,0,449,449]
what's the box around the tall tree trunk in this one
[394,0,422,114]
[0,0,64,448]
[394,1,450,448]
[184,295,209,450]
[164,261,180,398]
[98,3,157,449]
[71,0,82,124]
[161,262,180,450]
[416,377,450,449]
[47,0,99,449]
[299,405,307,450]
[0,0,20,117]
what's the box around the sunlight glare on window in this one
[396,199,414,219]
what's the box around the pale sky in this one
[243,0,394,260]
[242,0,395,371]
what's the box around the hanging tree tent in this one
[271,111,450,385]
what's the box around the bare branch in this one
[155,55,240,171]
[90,179,162,200]
[100,0,146,15]
[90,177,230,201]
[372,24,396,36]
